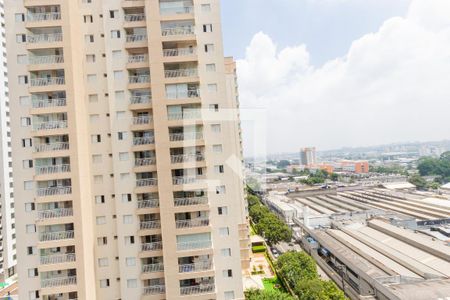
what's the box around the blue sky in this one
[221,0,411,65]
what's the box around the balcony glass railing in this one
[27,33,63,43]
[40,253,76,265]
[33,120,67,131]
[36,186,72,197]
[161,26,195,36]
[130,95,151,105]
[169,132,203,142]
[37,208,73,220]
[133,136,155,145]
[167,111,201,121]
[178,260,212,273]
[136,178,158,187]
[39,230,74,242]
[175,218,209,229]
[143,285,165,295]
[139,220,161,230]
[135,157,156,167]
[166,89,200,99]
[27,12,61,22]
[160,6,194,15]
[141,242,163,252]
[35,142,69,153]
[129,75,150,84]
[165,68,198,78]
[126,34,147,43]
[137,199,159,209]
[35,164,70,175]
[124,13,146,22]
[170,153,204,164]
[41,276,76,288]
[29,55,64,65]
[32,98,66,108]
[30,77,65,87]
[132,116,152,125]
[172,176,200,185]
[128,54,148,63]
[142,263,164,273]
[173,196,208,207]
[163,47,196,57]
[180,284,215,296]
[176,240,212,251]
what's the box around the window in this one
[94,175,103,184]
[98,257,109,267]
[127,279,137,288]
[123,215,133,224]
[116,111,126,119]
[223,269,233,277]
[82,0,92,3]
[22,138,32,148]
[19,96,30,106]
[89,94,98,103]
[92,154,102,163]
[16,34,26,43]
[216,185,226,194]
[125,236,135,245]
[27,246,36,255]
[115,90,125,102]
[110,10,118,18]
[211,124,221,132]
[119,152,129,161]
[121,194,132,203]
[111,30,121,39]
[97,237,108,245]
[221,248,231,257]
[96,216,106,225]
[203,24,213,32]
[15,13,25,22]
[126,257,136,266]
[205,44,215,53]
[22,160,33,169]
[29,290,39,300]
[215,165,224,174]
[91,134,101,143]
[219,227,229,236]
[25,203,35,212]
[100,279,110,288]
[26,224,36,233]
[208,84,217,92]
[24,181,33,190]
[112,50,122,60]
[87,74,97,83]
[28,268,38,278]
[206,64,216,72]
[114,71,123,80]
[213,144,223,153]
[17,54,28,64]
[118,132,128,140]
[90,114,100,123]
[18,75,28,85]
[201,4,212,12]
[224,291,235,300]
[84,15,93,23]
[209,104,219,111]
[85,34,94,43]
[86,54,96,63]
[218,206,228,215]
[95,195,105,204]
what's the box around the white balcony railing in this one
[30,77,65,87]
[126,34,147,43]
[172,176,200,185]
[129,75,150,84]
[35,142,69,153]
[176,240,212,251]
[180,284,215,296]
[166,89,200,99]
[132,116,152,125]
[41,276,76,288]
[36,186,72,197]
[173,196,208,207]
[135,157,156,167]
[128,54,148,63]
[178,260,212,273]
[160,6,194,15]
[40,253,76,265]
[130,95,151,105]
[27,33,63,44]
[161,26,195,37]
[163,47,196,57]
[141,242,163,252]
[33,120,68,131]
[169,132,203,142]
[142,263,164,273]
[39,230,74,242]
[35,164,70,175]
[139,220,161,230]
[32,98,66,108]
[136,178,158,187]
[170,153,204,164]
[175,217,209,229]
[133,136,155,146]
[37,208,73,220]
[124,13,146,22]
[143,285,165,295]
[29,55,64,65]
[27,12,61,22]
[165,68,198,78]
[167,111,201,121]
[137,199,159,209]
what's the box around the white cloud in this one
[237,0,450,156]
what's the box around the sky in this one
[220,0,450,156]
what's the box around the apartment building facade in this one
[5,0,249,299]
[0,0,17,282]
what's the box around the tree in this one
[408,174,427,190]
[247,194,261,208]
[245,289,294,300]
[330,173,339,182]
[294,279,346,300]
[249,204,270,223]
[255,214,292,245]
[277,252,318,287]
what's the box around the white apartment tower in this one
[0,0,17,282]
[5,0,250,299]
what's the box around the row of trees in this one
[369,165,408,175]
[248,194,292,245]
[299,169,339,186]
[417,152,450,183]
[277,252,346,300]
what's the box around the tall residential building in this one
[300,147,316,166]
[0,0,17,282]
[5,0,249,299]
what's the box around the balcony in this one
[137,199,159,209]
[128,54,148,64]
[37,208,73,220]
[129,74,150,84]
[27,12,61,22]
[169,132,203,142]
[141,242,163,252]
[32,98,66,109]
[166,89,200,99]
[142,263,164,273]
[171,153,204,164]
[133,136,154,146]
[174,196,208,207]
[142,285,165,295]
[160,6,194,16]
[29,55,64,65]
[41,276,76,288]
[39,230,74,242]
[27,33,63,44]
[180,284,215,296]
[37,186,72,197]
[179,260,212,273]
[124,13,145,22]
[139,220,161,230]
[172,176,201,185]
[126,34,147,43]
[176,240,212,251]
[161,26,195,37]
[165,68,198,78]
[175,218,209,229]
[132,115,152,125]
[135,157,156,167]
[163,47,196,57]
[136,178,158,187]
[35,142,69,153]
[30,77,65,87]
[130,94,151,105]
[33,120,68,131]
[40,253,76,265]
[167,111,201,121]
[35,164,70,175]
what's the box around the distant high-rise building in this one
[0,0,17,282]
[5,0,249,299]
[300,147,316,166]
